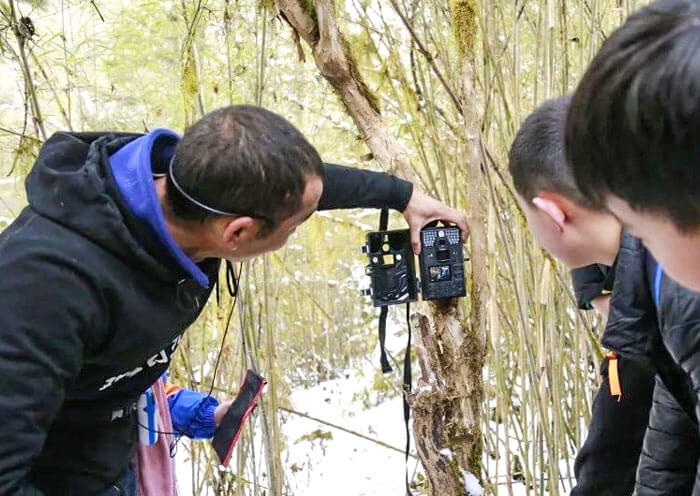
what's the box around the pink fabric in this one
[135,379,179,496]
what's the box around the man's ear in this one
[221,216,257,250]
[532,196,566,233]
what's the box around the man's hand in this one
[590,294,611,320]
[402,190,469,254]
[214,399,233,426]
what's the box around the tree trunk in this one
[273,1,487,494]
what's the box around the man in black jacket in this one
[568,264,660,495]
[0,105,467,495]
[509,95,700,494]
[612,232,700,495]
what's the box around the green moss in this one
[450,0,478,60]
[339,33,381,114]
[300,0,318,23]
[181,51,199,125]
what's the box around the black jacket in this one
[571,232,700,495]
[607,233,698,421]
[0,132,413,495]
[635,376,699,495]
[572,353,655,496]
[571,259,656,496]
[571,264,614,310]
[638,249,700,495]
[603,233,700,495]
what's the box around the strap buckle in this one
[110,401,138,421]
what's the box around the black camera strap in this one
[403,301,412,495]
[378,208,393,374]
[376,208,413,495]
[379,306,392,373]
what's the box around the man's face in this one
[230,175,323,260]
[517,193,612,268]
[607,196,700,291]
[517,194,577,267]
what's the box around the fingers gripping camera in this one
[362,226,466,307]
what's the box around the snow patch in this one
[439,448,453,460]
[460,468,485,496]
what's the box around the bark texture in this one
[274,1,487,493]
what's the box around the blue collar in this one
[109,129,209,288]
[653,263,664,309]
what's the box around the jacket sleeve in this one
[166,387,219,439]
[601,232,656,363]
[0,251,99,495]
[635,376,699,495]
[571,265,608,310]
[658,281,700,430]
[318,163,414,212]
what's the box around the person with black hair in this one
[509,95,700,494]
[0,105,467,495]
[566,0,700,292]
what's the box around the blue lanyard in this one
[654,263,664,309]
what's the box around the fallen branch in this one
[189,379,414,457]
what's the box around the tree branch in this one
[388,0,464,116]
[274,0,417,181]
[8,1,46,140]
[189,379,414,457]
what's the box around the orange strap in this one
[163,381,182,397]
[607,351,622,402]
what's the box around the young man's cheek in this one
[531,222,566,262]
[647,237,700,293]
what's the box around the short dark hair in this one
[167,105,325,228]
[566,0,700,231]
[508,94,593,207]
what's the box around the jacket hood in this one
[25,131,192,284]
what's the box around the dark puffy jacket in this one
[572,353,655,495]
[571,231,700,495]
[635,376,699,495]
[571,260,656,496]
[606,233,700,495]
[0,131,413,495]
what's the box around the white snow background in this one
[175,314,578,495]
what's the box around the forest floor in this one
[176,360,577,495]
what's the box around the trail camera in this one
[361,225,466,306]
[418,226,466,300]
[362,229,418,306]
[361,219,467,490]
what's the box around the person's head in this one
[566,0,700,290]
[509,95,621,268]
[166,105,325,260]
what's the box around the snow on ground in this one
[175,366,414,496]
[175,314,578,495]
[283,368,416,495]
[176,363,578,495]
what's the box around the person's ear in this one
[221,216,257,250]
[532,196,566,233]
